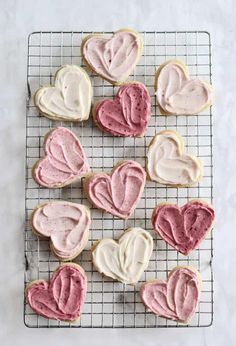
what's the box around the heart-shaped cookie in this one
[147,130,203,186]
[82,29,143,84]
[32,201,91,260]
[33,127,90,188]
[26,263,87,321]
[94,82,151,137]
[155,60,213,115]
[152,200,215,255]
[84,160,146,219]
[92,227,153,284]
[34,65,92,121]
[140,266,201,323]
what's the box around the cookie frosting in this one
[32,201,91,260]
[85,160,146,219]
[92,227,153,284]
[94,82,151,137]
[147,130,203,186]
[152,201,215,255]
[33,127,90,188]
[34,65,92,121]
[83,30,142,83]
[27,264,87,321]
[156,61,212,115]
[140,267,200,322]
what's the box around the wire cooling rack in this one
[24,31,213,328]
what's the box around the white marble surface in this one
[0,0,236,345]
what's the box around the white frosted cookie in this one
[81,29,143,85]
[155,60,213,115]
[34,65,92,121]
[92,227,153,285]
[146,130,203,186]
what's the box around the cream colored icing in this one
[32,201,91,260]
[155,62,213,115]
[34,65,92,121]
[83,30,142,83]
[92,227,153,285]
[147,131,203,186]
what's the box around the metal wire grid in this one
[24,31,213,328]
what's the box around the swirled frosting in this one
[27,264,87,321]
[33,127,90,188]
[147,130,203,186]
[34,65,92,121]
[140,267,201,322]
[92,227,153,284]
[152,200,215,255]
[155,61,213,115]
[82,30,142,83]
[94,82,151,137]
[32,201,91,260]
[85,160,146,219]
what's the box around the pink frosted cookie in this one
[82,29,143,85]
[84,160,146,219]
[152,200,215,255]
[32,127,90,188]
[140,266,201,323]
[31,201,91,261]
[155,60,213,115]
[93,82,151,137]
[26,263,87,322]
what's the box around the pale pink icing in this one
[141,267,200,322]
[33,201,91,259]
[86,160,146,218]
[27,264,87,321]
[156,62,213,115]
[95,83,151,137]
[83,31,141,83]
[34,127,90,188]
[152,201,215,255]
